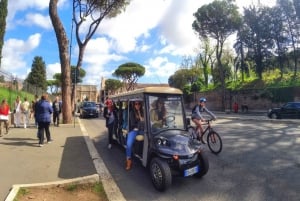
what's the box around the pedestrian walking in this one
[21,97,30,128]
[103,99,117,149]
[52,96,62,127]
[0,99,10,136]
[35,94,53,147]
[14,96,22,127]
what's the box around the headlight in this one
[156,137,170,146]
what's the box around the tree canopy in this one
[24,56,47,92]
[113,62,145,91]
[105,78,123,94]
[192,0,242,110]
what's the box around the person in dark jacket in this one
[103,99,117,149]
[52,96,62,126]
[35,94,53,147]
[125,101,144,170]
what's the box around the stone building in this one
[76,84,98,102]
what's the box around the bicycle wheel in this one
[206,131,222,154]
[200,131,208,144]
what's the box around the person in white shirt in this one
[14,96,22,128]
[21,97,30,128]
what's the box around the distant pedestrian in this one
[0,99,10,136]
[21,97,30,128]
[35,94,53,147]
[233,102,239,113]
[14,96,22,127]
[52,96,62,127]
[103,99,117,149]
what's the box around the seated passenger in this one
[125,101,144,170]
[150,98,166,129]
[122,102,128,134]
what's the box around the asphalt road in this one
[82,114,300,201]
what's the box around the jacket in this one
[191,105,216,120]
[103,106,117,127]
[35,100,53,123]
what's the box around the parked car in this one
[267,102,300,119]
[79,101,99,118]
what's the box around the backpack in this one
[192,105,197,114]
[192,105,204,114]
[54,101,61,112]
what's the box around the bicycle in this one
[188,119,223,154]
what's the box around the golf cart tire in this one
[150,157,172,191]
[194,151,209,178]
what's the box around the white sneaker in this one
[39,144,44,147]
[108,144,112,149]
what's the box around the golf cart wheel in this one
[150,157,172,191]
[194,151,209,178]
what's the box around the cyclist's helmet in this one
[199,97,206,103]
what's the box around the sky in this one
[2,0,276,88]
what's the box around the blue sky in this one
[2,0,276,87]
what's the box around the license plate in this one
[184,165,199,177]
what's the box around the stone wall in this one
[193,87,300,112]
[76,85,98,102]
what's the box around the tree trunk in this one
[49,0,72,124]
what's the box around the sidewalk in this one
[0,122,97,201]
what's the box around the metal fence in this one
[0,68,45,109]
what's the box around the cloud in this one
[2,34,41,73]
[142,56,178,83]
[7,0,68,28]
[95,0,171,53]
[17,13,52,30]
[46,63,61,80]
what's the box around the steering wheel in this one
[165,115,175,127]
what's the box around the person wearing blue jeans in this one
[126,101,144,170]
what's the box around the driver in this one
[150,98,166,129]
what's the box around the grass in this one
[13,182,108,201]
[14,188,29,201]
[227,69,300,90]
[0,86,35,109]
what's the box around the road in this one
[83,115,300,201]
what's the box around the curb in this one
[78,118,126,201]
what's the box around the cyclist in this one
[191,97,216,135]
